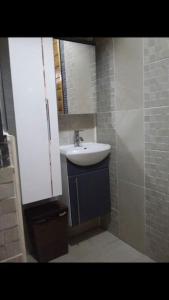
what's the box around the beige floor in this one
[27,230,154,263]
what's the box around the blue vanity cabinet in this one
[67,158,111,226]
[68,176,79,226]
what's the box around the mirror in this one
[53,39,96,115]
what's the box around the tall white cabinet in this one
[1,38,62,204]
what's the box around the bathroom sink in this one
[60,142,111,166]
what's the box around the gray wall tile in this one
[0,212,18,231]
[0,183,14,200]
[58,114,96,145]
[0,167,14,184]
[118,180,145,253]
[95,38,119,237]
[114,38,143,110]
[0,240,22,261]
[7,254,23,262]
[144,59,169,108]
[108,208,119,237]
[144,38,169,261]
[96,127,116,148]
[0,197,16,214]
[144,38,169,64]
[4,226,20,243]
[96,112,116,129]
[95,38,145,252]
[116,109,144,187]
[0,231,4,246]
[96,38,115,113]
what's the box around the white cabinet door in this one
[8,38,52,204]
[42,38,62,197]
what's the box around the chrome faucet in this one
[74,130,84,147]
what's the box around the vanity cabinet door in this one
[68,176,79,226]
[76,168,110,223]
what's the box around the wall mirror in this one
[53,39,96,115]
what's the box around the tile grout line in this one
[143,37,147,255]
[144,56,169,66]
[113,38,120,237]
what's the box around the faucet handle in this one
[74,129,83,132]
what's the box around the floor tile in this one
[27,230,154,263]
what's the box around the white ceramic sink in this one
[60,142,111,166]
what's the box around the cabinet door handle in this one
[59,212,67,217]
[34,218,47,224]
[46,98,51,141]
[75,177,81,224]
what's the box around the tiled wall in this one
[0,135,27,262]
[144,38,169,261]
[96,37,169,261]
[58,114,96,145]
[0,166,20,261]
[95,39,119,235]
[0,39,16,136]
[96,38,145,253]
[115,38,145,253]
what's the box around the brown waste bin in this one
[25,200,68,262]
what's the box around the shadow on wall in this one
[58,114,96,145]
[96,40,115,114]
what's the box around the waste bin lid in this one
[24,200,68,221]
